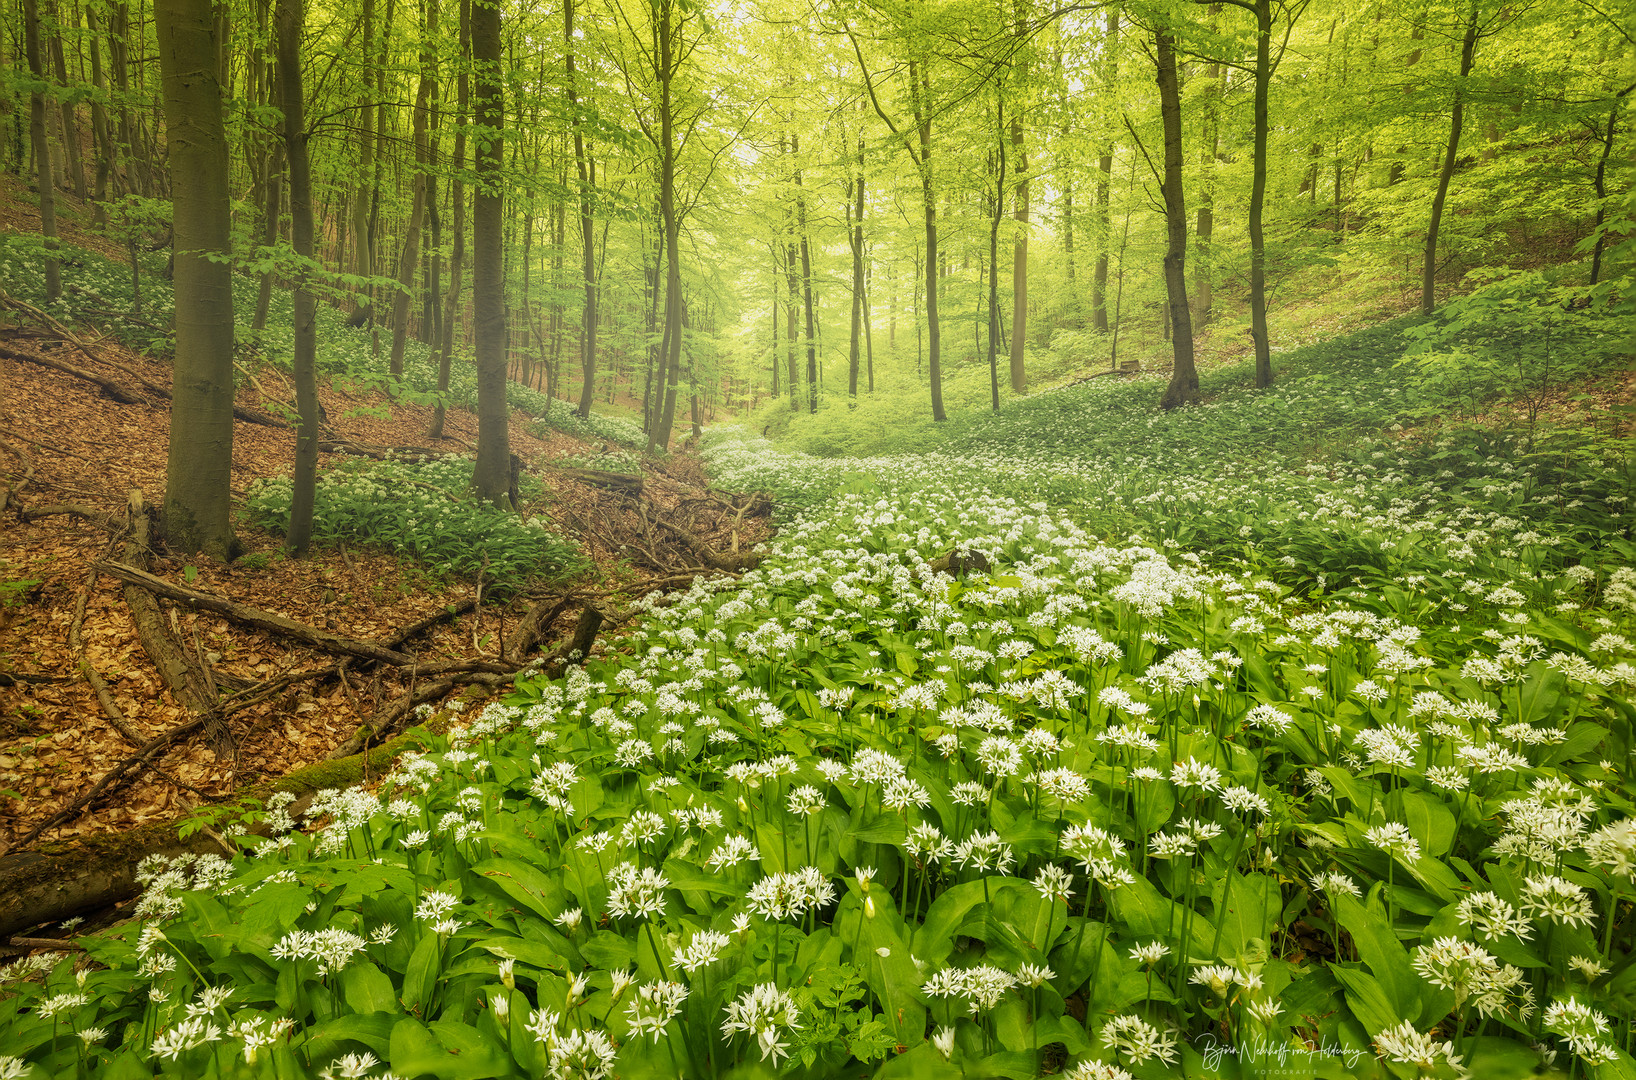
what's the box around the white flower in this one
[1363,822,1421,862]
[1373,1019,1462,1071]
[721,983,801,1063]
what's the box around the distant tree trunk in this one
[1154,24,1198,411]
[793,135,817,414]
[864,258,874,392]
[276,0,317,555]
[909,59,945,422]
[1091,9,1116,333]
[1421,4,1477,316]
[470,0,509,503]
[430,0,469,440]
[348,0,376,326]
[1008,19,1027,395]
[251,136,284,333]
[567,0,600,419]
[87,6,114,228]
[389,0,436,378]
[847,129,864,399]
[1247,0,1274,389]
[988,97,1006,411]
[1589,103,1619,286]
[1192,51,1221,329]
[156,0,236,556]
[770,250,780,398]
[22,0,60,302]
[783,142,800,410]
[48,5,87,201]
[649,0,686,453]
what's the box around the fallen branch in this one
[557,467,643,496]
[94,561,416,667]
[0,341,149,405]
[17,503,117,529]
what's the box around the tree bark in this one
[22,0,61,302]
[1154,24,1198,411]
[389,0,436,378]
[430,0,470,440]
[1589,103,1619,286]
[1247,0,1274,388]
[909,60,945,422]
[1421,5,1477,316]
[156,0,237,557]
[470,0,509,503]
[1091,10,1116,334]
[1008,6,1028,395]
[847,129,864,399]
[794,135,817,414]
[988,97,1006,412]
[348,0,376,326]
[567,0,600,419]
[277,0,318,556]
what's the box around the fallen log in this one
[0,721,448,938]
[0,341,149,405]
[319,439,438,462]
[557,467,643,496]
[17,502,117,529]
[505,594,575,664]
[95,561,416,667]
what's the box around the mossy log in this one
[0,724,443,939]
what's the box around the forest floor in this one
[0,187,770,857]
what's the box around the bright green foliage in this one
[244,455,584,588]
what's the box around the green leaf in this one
[342,961,401,1016]
[579,930,636,971]
[401,932,441,1017]
[1330,964,1402,1037]
[1330,893,1420,1022]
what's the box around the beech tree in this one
[155,0,237,557]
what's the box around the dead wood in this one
[0,341,149,405]
[383,597,479,649]
[646,508,763,573]
[557,467,643,496]
[95,561,417,667]
[115,496,235,762]
[0,723,446,936]
[0,672,66,687]
[318,439,437,462]
[17,503,117,528]
[928,548,993,577]
[3,936,85,952]
[0,440,35,515]
[505,594,575,664]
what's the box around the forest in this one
[0,0,1632,1076]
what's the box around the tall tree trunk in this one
[847,128,864,399]
[864,257,874,392]
[650,0,684,453]
[793,134,817,414]
[566,0,600,418]
[48,4,87,201]
[348,0,376,326]
[1589,102,1619,286]
[156,0,236,556]
[87,5,115,227]
[988,98,1006,411]
[276,0,317,555]
[783,141,800,410]
[1247,0,1274,388]
[252,133,284,333]
[1154,25,1198,411]
[1091,10,1116,333]
[1008,6,1028,395]
[770,249,780,399]
[909,59,945,422]
[390,0,436,378]
[1192,49,1221,328]
[1421,5,1477,316]
[22,0,61,302]
[470,0,508,503]
[430,0,469,440]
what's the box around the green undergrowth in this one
[243,454,585,591]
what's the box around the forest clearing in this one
[0,0,1632,1076]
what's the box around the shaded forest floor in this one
[0,187,770,856]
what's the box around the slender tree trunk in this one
[1248,0,1273,388]
[1192,51,1221,328]
[390,0,436,378]
[347,0,375,326]
[1421,5,1477,316]
[770,250,780,399]
[1009,10,1028,395]
[48,5,87,201]
[783,142,800,410]
[470,0,508,502]
[650,0,684,452]
[793,135,817,414]
[847,128,864,399]
[22,0,60,302]
[988,98,1006,411]
[276,0,317,555]
[910,59,945,422]
[1589,103,1619,286]
[566,0,600,418]
[1091,10,1116,333]
[87,5,114,227]
[156,0,236,556]
[430,0,468,440]
[1154,25,1198,411]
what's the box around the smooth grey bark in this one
[156,0,237,556]
[276,0,317,555]
[22,0,61,302]
[1421,4,1477,316]
[1154,24,1199,411]
[470,0,510,503]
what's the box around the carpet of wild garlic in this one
[1,312,1635,1080]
